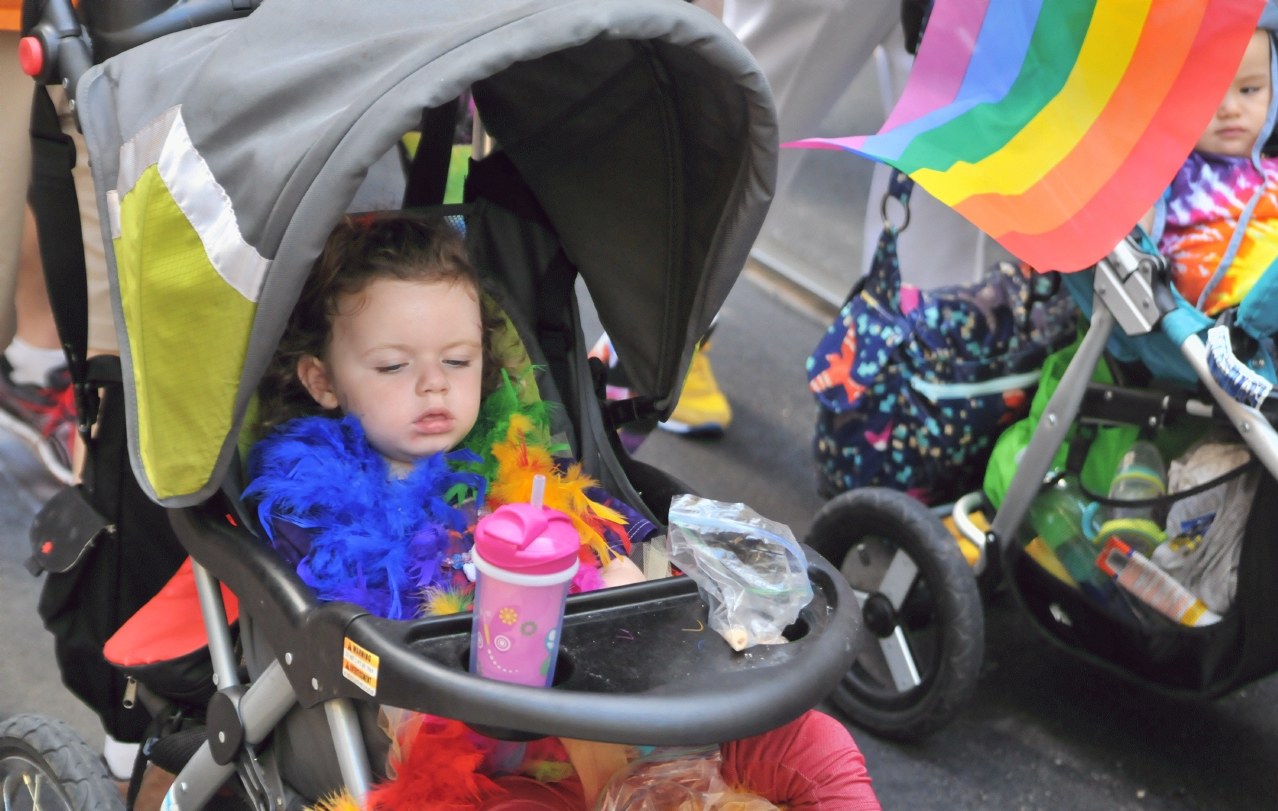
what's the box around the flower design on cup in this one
[545,628,557,650]
[494,635,512,652]
[521,621,538,637]
[499,607,518,625]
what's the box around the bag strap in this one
[402,98,461,208]
[27,85,100,434]
[862,170,913,312]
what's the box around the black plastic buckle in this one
[605,397,658,429]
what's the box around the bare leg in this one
[14,205,60,350]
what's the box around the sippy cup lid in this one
[473,503,581,575]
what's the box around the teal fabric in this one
[1061,271,1205,388]
[1237,255,1278,339]
[1062,267,1278,388]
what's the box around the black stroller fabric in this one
[26,84,187,741]
[35,369,188,741]
[1009,470,1278,697]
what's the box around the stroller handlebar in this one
[23,0,259,97]
[169,502,862,745]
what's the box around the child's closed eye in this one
[443,358,472,369]
[375,363,406,373]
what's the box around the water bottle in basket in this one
[1096,442,1167,557]
[1028,477,1107,588]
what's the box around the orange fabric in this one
[0,2,22,32]
[3,0,81,31]
[103,557,240,667]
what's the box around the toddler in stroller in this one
[804,4,1278,741]
[238,214,879,811]
[2,3,868,811]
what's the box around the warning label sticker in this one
[342,637,379,696]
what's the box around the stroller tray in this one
[405,574,817,693]
[338,552,857,743]
[175,504,859,745]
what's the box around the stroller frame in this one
[11,1,864,810]
[805,230,1278,741]
[159,497,856,811]
[987,233,1278,555]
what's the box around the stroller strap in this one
[28,85,99,432]
[402,99,461,209]
[1067,453,1259,510]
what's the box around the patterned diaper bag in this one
[807,172,1078,504]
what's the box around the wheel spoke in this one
[840,537,895,594]
[23,772,41,811]
[880,627,922,691]
[855,635,898,689]
[4,773,20,811]
[878,549,919,610]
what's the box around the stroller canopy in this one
[76,0,777,506]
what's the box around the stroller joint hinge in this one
[1093,235,1169,337]
[207,686,249,766]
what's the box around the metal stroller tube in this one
[1179,333,1278,480]
[989,303,1117,550]
[165,661,297,811]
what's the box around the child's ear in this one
[297,355,341,410]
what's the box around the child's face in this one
[298,278,485,467]
[1197,30,1272,157]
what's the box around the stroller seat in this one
[14,0,865,808]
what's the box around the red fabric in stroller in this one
[103,558,240,708]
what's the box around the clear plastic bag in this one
[596,748,777,811]
[665,496,814,651]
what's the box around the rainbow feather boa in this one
[245,372,628,619]
[244,415,485,620]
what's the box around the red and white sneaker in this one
[0,357,77,485]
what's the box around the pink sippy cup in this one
[470,475,580,686]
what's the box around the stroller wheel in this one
[0,715,124,811]
[805,488,984,740]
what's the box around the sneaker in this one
[0,357,77,485]
[659,343,732,437]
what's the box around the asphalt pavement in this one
[2,268,1274,810]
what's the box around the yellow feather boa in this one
[487,414,628,565]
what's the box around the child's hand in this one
[600,556,645,588]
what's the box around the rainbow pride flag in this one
[789,0,1266,272]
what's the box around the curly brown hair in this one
[255,215,506,436]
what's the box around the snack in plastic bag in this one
[596,748,778,811]
[665,496,814,651]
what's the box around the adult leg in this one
[720,710,881,811]
[54,86,117,357]
[12,206,61,354]
[0,31,33,349]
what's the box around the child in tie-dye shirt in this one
[1158,29,1278,315]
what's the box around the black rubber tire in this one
[805,488,984,741]
[0,714,125,811]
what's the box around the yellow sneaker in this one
[660,343,731,437]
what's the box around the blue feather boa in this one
[243,415,486,620]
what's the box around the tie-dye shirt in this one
[1160,151,1278,315]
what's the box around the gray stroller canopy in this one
[76,0,777,506]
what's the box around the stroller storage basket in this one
[170,502,860,744]
[1004,429,1278,699]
